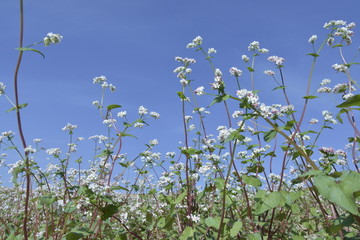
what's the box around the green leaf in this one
[224,131,244,143]
[38,194,57,206]
[118,132,137,138]
[209,94,230,107]
[307,53,319,57]
[230,220,243,237]
[247,66,255,72]
[337,94,360,108]
[63,201,77,213]
[248,233,262,240]
[242,175,262,187]
[107,104,122,110]
[181,148,203,156]
[110,185,129,192]
[16,47,45,58]
[174,191,187,204]
[247,165,264,173]
[179,227,194,240]
[272,86,285,91]
[263,129,277,142]
[177,91,186,100]
[332,44,343,48]
[7,103,28,112]
[303,95,318,100]
[213,144,225,149]
[255,191,286,215]
[66,228,92,240]
[335,108,360,124]
[100,204,119,220]
[313,171,360,215]
[205,217,221,229]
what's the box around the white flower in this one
[232,110,243,118]
[89,135,108,143]
[264,70,275,76]
[166,152,176,159]
[343,93,354,100]
[186,214,201,223]
[184,115,192,122]
[229,67,242,77]
[309,118,319,124]
[320,79,331,86]
[138,106,148,115]
[175,57,196,65]
[187,36,203,48]
[208,48,216,54]
[24,145,36,154]
[236,89,260,106]
[46,148,61,156]
[2,131,14,137]
[103,119,116,127]
[308,35,317,44]
[109,84,116,92]
[317,87,332,93]
[248,41,260,51]
[241,55,250,62]
[322,110,337,124]
[33,138,42,143]
[217,126,236,142]
[44,33,63,46]
[93,76,107,84]
[150,111,160,119]
[347,22,356,29]
[327,37,335,46]
[259,48,269,53]
[117,111,127,117]
[0,82,6,95]
[149,139,159,146]
[332,63,348,72]
[92,100,100,107]
[134,122,144,128]
[194,86,205,95]
[268,56,285,65]
[324,20,347,29]
[215,68,222,77]
[62,123,77,132]
[101,82,109,88]
[180,79,189,86]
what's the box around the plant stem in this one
[14,0,30,239]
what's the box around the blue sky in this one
[0,0,359,184]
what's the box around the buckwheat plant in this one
[0,1,360,239]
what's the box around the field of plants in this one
[0,1,359,240]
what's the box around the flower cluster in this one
[324,20,355,46]
[229,67,242,77]
[62,123,77,132]
[247,41,269,53]
[236,89,260,107]
[194,86,205,95]
[92,75,116,91]
[308,35,317,44]
[0,82,5,95]
[332,63,348,73]
[210,68,225,91]
[322,110,337,124]
[186,36,203,48]
[44,32,63,46]
[268,56,285,66]
[259,103,294,119]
